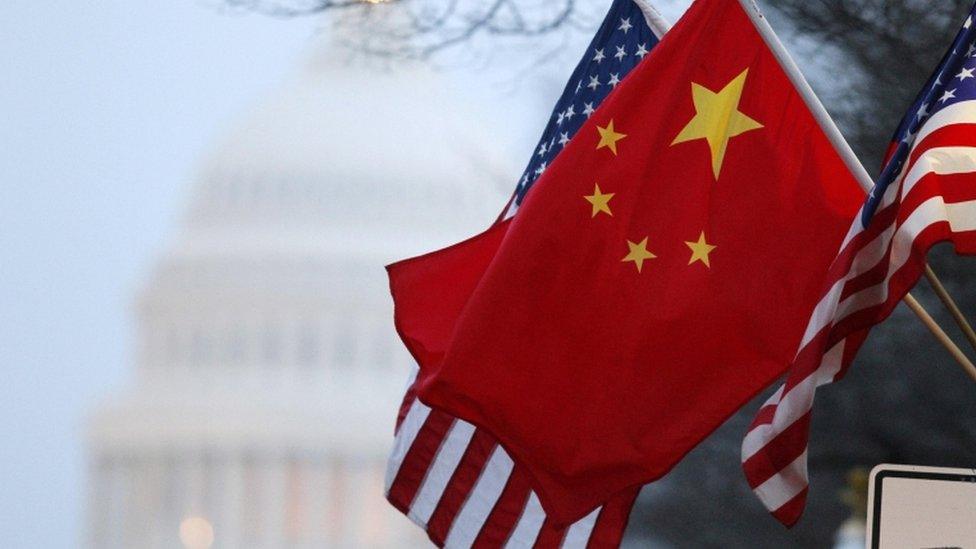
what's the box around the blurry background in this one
[1,0,974,547]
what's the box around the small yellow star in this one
[671,69,763,179]
[596,120,627,155]
[685,232,717,268]
[584,184,615,217]
[622,237,657,273]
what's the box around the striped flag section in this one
[384,0,668,546]
[386,366,640,548]
[741,6,976,527]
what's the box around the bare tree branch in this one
[223,0,578,59]
[768,0,970,170]
[224,0,366,17]
[228,0,969,169]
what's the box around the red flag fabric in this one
[387,223,644,547]
[391,0,864,526]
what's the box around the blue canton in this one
[864,9,976,226]
[512,0,663,209]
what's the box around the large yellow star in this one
[584,184,615,217]
[685,231,717,268]
[671,69,763,179]
[596,120,627,155]
[622,237,657,273]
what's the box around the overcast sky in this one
[0,1,694,546]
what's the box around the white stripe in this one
[827,185,959,330]
[503,195,520,221]
[817,221,900,333]
[384,399,432,494]
[631,0,671,38]
[834,150,907,252]
[816,340,847,386]
[771,341,845,433]
[752,450,808,512]
[801,177,906,349]
[504,493,546,549]
[915,99,976,146]
[837,167,903,256]
[561,506,602,549]
[838,214,865,252]
[947,199,976,232]
[902,146,976,198]
[408,420,477,527]
[741,342,844,461]
[444,447,515,549]
[392,364,420,438]
[863,166,907,227]
[851,222,899,276]
[799,278,846,349]
[402,363,420,397]
[835,195,955,324]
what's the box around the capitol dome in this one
[181,44,517,259]
[86,16,516,548]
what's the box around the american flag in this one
[385,1,668,546]
[741,5,976,527]
[500,0,669,220]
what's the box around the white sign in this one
[867,464,976,549]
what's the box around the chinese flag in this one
[389,0,864,526]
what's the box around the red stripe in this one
[782,192,958,396]
[839,227,896,304]
[780,325,832,396]
[829,213,947,349]
[882,140,899,168]
[387,411,456,515]
[828,300,899,354]
[835,328,869,380]
[801,222,961,426]
[824,199,899,287]
[770,486,809,528]
[900,172,976,226]
[818,225,877,297]
[924,172,976,204]
[426,430,498,546]
[906,123,976,169]
[742,412,811,489]
[586,488,640,548]
[471,469,533,548]
[395,380,421,433]
[897,178,970,230]
[776,224,947,413]
[827,222,952,353]
[532,519,567,549]
[748,402,778,430]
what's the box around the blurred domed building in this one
[85,16,515,548]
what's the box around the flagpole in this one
[922,271,976,356]
[924,264,976,352]
[904,294,976,382]
[739,0,976,373]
